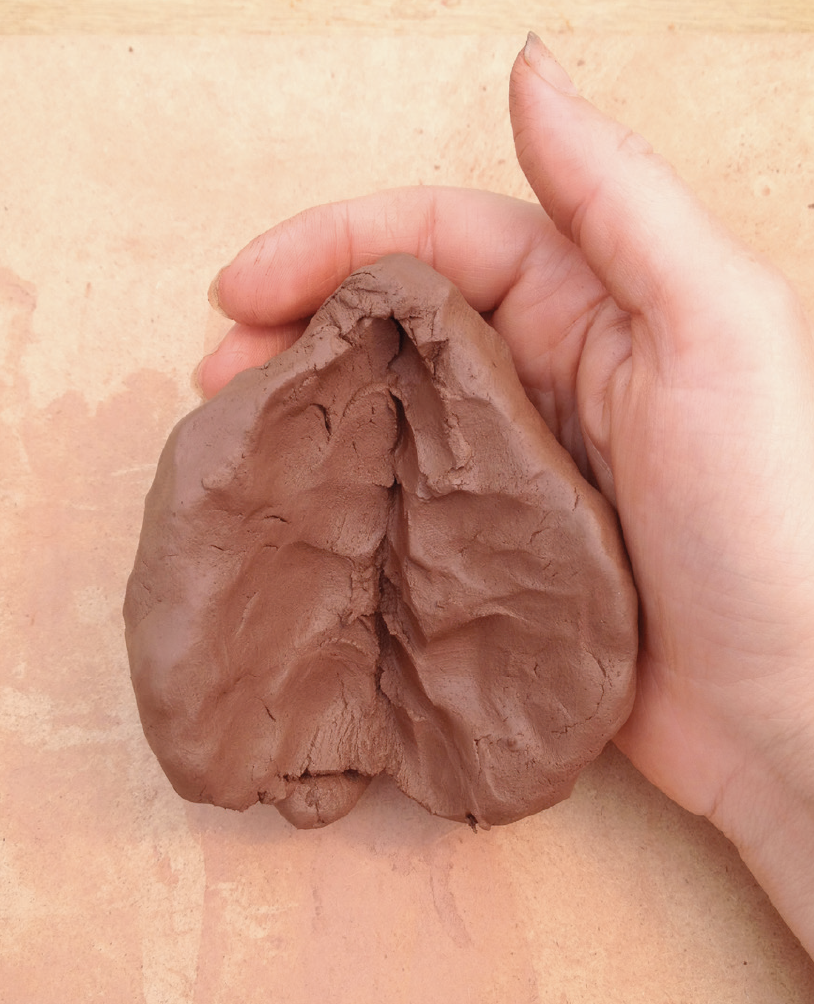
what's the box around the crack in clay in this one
[124,255,638,830]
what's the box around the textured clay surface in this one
[124,254,638,828]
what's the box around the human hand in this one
[197,35,814,951]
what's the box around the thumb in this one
[509,34,768,355]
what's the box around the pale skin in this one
[198,35,814,955]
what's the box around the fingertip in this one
[192,352,219,401]
[207,267,231,319]
[519,32,579,96]
[191,354,209,400]
[194,320,310,400]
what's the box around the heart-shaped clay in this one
[124,254,637,829]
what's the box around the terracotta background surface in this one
[1,32,813,1004]
[4,0,814,32]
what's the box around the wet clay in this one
[124,255,638,829]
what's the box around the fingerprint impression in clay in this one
[123,255,638,829]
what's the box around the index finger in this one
[211,187,560,326]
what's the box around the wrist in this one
[708,721,814,956]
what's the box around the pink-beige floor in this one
[1,35,813,1003]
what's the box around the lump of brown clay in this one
[124,254,637,829]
